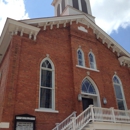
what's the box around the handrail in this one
[52,111,76,130]
[93,107,130,123]
[62,106,92,130]
[53,106,130,130]
[75,106,92,130]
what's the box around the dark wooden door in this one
[82,98,93,111]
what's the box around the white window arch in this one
[81,77,101,107]
[113,75,126,110]
[39,58,55,110]
[88,52,96,69]
[77,48,85,66]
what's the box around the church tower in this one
[52,0,95,22]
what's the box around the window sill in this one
[76,65,100,72]
[35,109,59,113]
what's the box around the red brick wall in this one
[0,22,130,130]
[0,37,23,130]
[70,22,130,114]
[0,43,12,122]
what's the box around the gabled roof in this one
[0,18,40,63]
[0,14,130,66]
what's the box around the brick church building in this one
[0,0,130,130]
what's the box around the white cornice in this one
[118,56,130,67]
[0,15,130,66]
[20,15,130,58]
[0,18,40,63]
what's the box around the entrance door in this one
[82,98,93,111]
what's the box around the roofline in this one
[0,18,40,63]
[0,14,130,65]
[20,14,85,24]
[20,14,130,57]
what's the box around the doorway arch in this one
[81,77,101,110]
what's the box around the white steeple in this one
[52,0,95,22]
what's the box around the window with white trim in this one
[77,49,85,66]
[40,58,55,110]
[88,52,96,69]
[113,75,126,110]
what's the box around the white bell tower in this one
[52,0,95,22]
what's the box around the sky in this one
[0,0,130,53]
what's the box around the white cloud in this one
[0,0,29,35]
[90,0,130,34]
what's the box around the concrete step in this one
[82,126,93,130]
[82,123,93,130]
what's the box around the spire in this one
[52,0,95,22]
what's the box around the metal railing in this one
[62,106,92,130]
[52,111,76,130]
[93,107,130,123]
[53,106,130,130]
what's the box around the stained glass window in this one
[82,78,96,94]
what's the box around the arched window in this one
[40,58,55,109]
[57,4,60,16]
[113,75,126,110]
[81,0,88,13]
[77,49,84,66]
[72,0,79,10]
[81,77,101,109]
[62,0,65,12]
[81,78,96,94]
[88,52,96,69]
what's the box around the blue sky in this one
[0,0,130,53]
[110,26,130,53]
[24,0,130,53]
[24,0,54,18]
